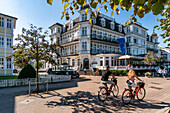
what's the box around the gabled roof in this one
[0,13,17,20]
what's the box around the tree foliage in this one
[47,0,170,46]
[34,60,43,69]
[143,51,159,72]
[7,24,59,91]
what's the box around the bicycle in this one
[98,78,119,102]
[122,80,146,105]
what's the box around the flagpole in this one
[125,36,127,67]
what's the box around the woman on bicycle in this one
[127,69,142,91]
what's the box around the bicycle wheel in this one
[137,88,146,101]
[112,85,119,97]
[98,87,108,102]
[122,89,133,105]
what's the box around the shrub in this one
[18,64,36,79]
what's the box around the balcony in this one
[91,35,118,44]
[60,37,79,44]
[61,51,79,56]
[147,47,158,53]
[91,50,122,55]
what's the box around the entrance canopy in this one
[117,55,144,61]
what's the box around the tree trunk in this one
[36,59,39,92]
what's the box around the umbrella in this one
[117,55,144,60]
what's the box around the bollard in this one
[29,80,31,96]
[46,80,48,93]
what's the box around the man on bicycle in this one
[101,65,117,91]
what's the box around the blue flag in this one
[117,38,126,53]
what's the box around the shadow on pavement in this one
[0,77,91,113]
[44,91,169,113]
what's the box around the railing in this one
[0,75,71,88]
[60,37,79,44]
[91,35,118,44]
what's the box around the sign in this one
[117,38,126,53]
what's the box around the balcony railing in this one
[61,51,79,56]
[91,50,122,54]
[91,35,118,44]
[59,37,79,44]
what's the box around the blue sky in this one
[0,0,166,47]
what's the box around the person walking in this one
[157,68,162,77]
[162,68,167,78]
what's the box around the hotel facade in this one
[49,5,169,71]
[0,13,17,75]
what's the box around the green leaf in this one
[111,10,115,17]
[89,17,92,23]
[90,1,98,8]
[85,8,88,15]
[62,0,65,4]
[96,7,100,11]
[152,3,164,15]
[47,0,53,5]
[61,14,64,19]
[64,2,69,9]
[97,0,101,3]
[101,1,106,5]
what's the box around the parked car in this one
[47,68,52,74]
[67,70,80,78]
[13,69,18,73]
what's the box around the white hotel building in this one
[49,4,163,70]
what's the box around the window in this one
[99,32,102,39]
[99,45,102,53]
[0,17,4,27]
[104,33,107,40]
[72,46,75,53]
[127,48,131,54]
[141,30,146,36]
[82,42,87,50]
[70,23,73,29]
[82,14,87,21]
[127,37,131,43]
[7,38,12,48]
[109,47,112,53]
[58,28,60,33]
[100,60,103,66]
[109,34,112,41]
[93,44,97,52]
[101,19,105,27]
[82,27,87,35]
[77,59,80,66]
[104,46,107,53]
[7,19,12,29]
[51,28,55,34]
[72,59,75,67]
[92,17,96,24]
[141,49,145,54]
[0,58,4,69]
[141,40,145,45]
[133,27,138,33]
[110,23,115,30]
[92,30,96,38]
[7,58,11,69]
[0,37,4,48]
[133,48,138,55]
[134,38,137,43]
[127,27,130,33]
[119,25,122,32]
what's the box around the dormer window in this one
[100,18,105,27]
[63,25,66,32]
[82,14,87,21]
[110,22,115,30]
[70,21,73,29]
[58,28,60,33]
[92,17,96,24]
[51,27,55,34]
[119,25,122,32]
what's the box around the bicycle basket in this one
[138,82,145,88]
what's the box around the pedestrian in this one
[84,67,87,75]
[157,68,162,77]
[162,68,167,78]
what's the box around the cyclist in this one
[126,69,142,93]
[101,65,117,91]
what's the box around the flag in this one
[117,38,126,53]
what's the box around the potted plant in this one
[145,72,151,78]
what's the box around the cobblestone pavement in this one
[0,75,170,113]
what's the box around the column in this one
[103,57,106,66]
[109,57,111,66]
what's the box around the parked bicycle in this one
[98,78,119,102]
[122,80,146,104]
